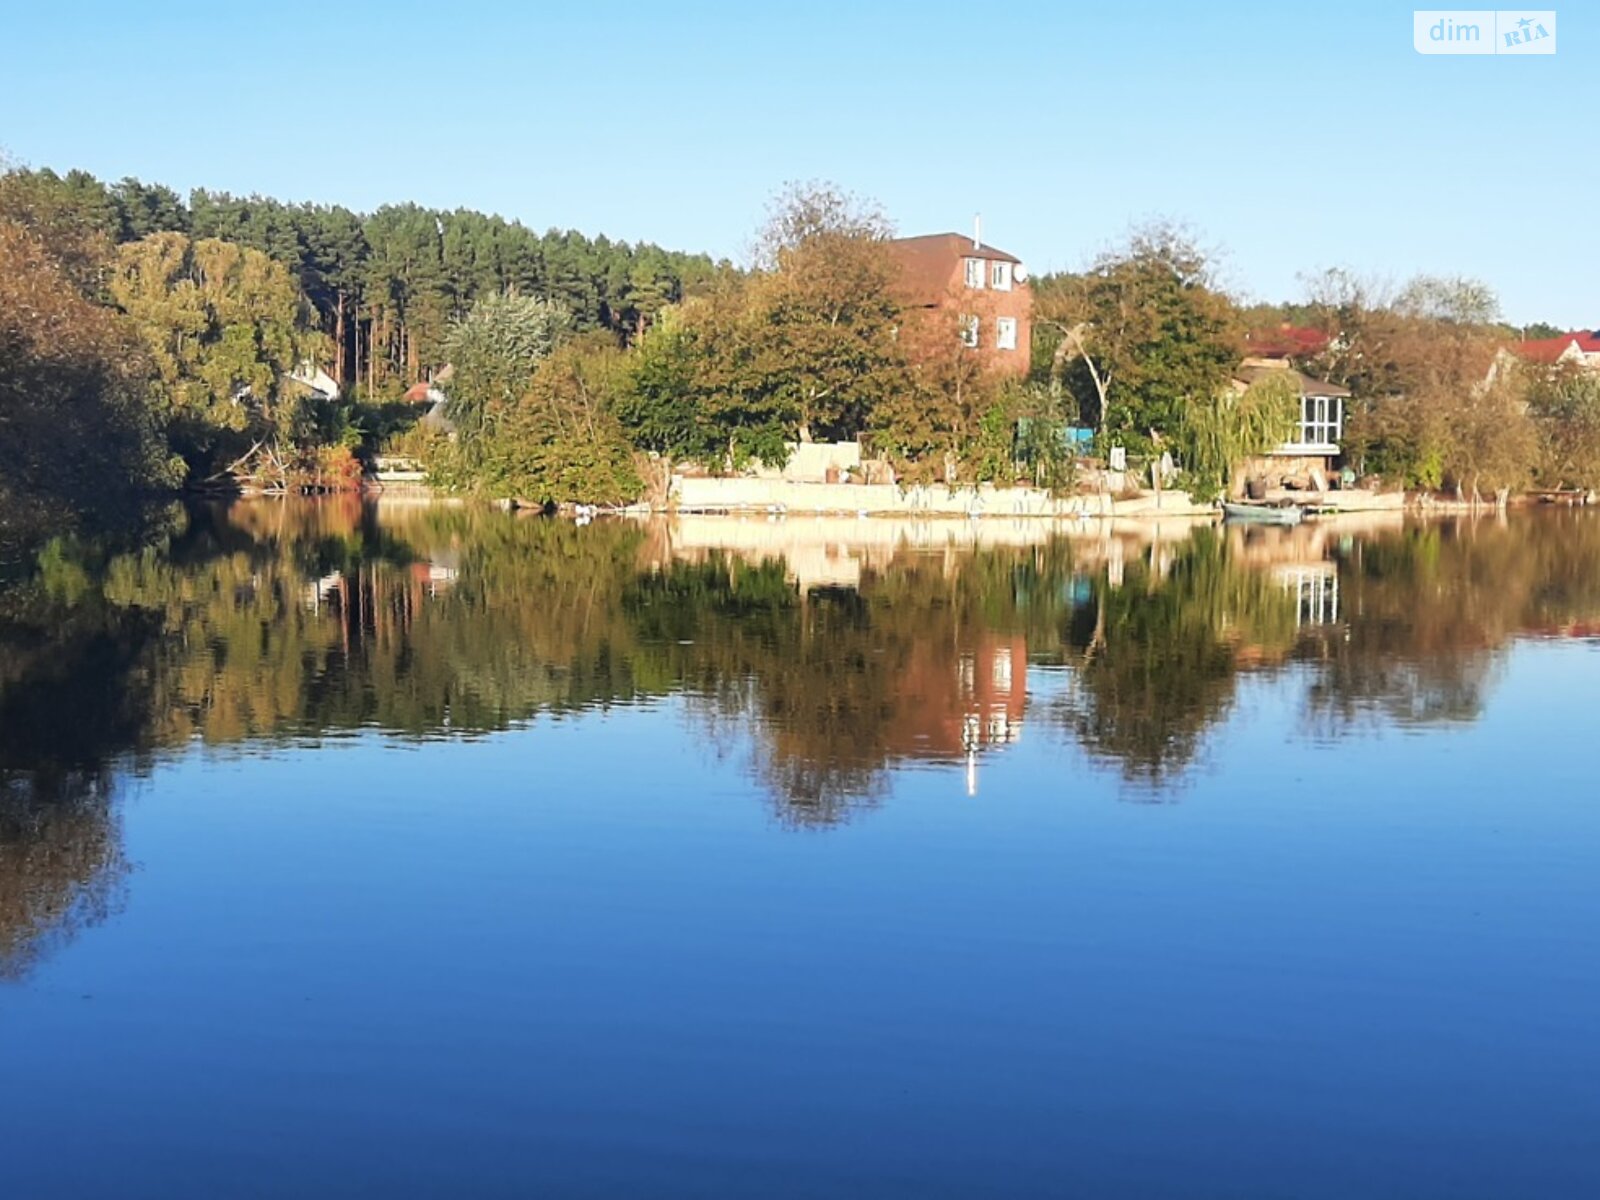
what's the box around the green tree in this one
[363,204,452,387]
[439,336,642,504]
[442,293,571,440]
[7,164,721,410]
[619,255,677,337]
[0,221,179,544]
[1314,270,1537,497]
[617,281,793,470]
[110,177,189,240]
[0,166,122,289]
[109,232,318,478]
[1177,370,1301,501]
[1520,321,1568,341]
[746,181,906,443]
[1529,365,1600,491]
[1034,223,1240,450]
[616,306,707,461]
[615,184,905,468]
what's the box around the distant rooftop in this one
[1243,324,1331,360]
[1516,330,1600,363]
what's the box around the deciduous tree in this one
[1529,366,1600,491]
[748,181,905,443]
[109,232,318,477]
[1034,222,1239,449]
[0,221,179,541]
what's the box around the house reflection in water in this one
[410,557,460,597]
[1276,564,1340,627]
[886,633,1028,796]
[1227,517,1402,631]
[301,557,460,612]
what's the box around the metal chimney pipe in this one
[973,214,982,249]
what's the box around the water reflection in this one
[0,585,144,982]
[4,500,1600,972]
[0,769,128,983]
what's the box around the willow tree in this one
[109,232,318,480]
[443,336,642,505]
[441,293,571,440]
[1178,370,1301,501]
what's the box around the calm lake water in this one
[2,500,1597,1198]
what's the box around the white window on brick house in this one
[996,317,1018,351]
[992,646,1012,690]
[960,315,980,347]
[964,257,985,289]
[991,261,1012,290]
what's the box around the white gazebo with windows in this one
[1277,386,1347,457]
[1234,362,1351,459]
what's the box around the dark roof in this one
[888,233,1022,264]
[1235,363,1351,397]
[886,233,1025,305]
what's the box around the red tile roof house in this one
[1514,329,1600,368]
[402,363,455,406]
[886,231,1033,376]
[1482,329,1600,396]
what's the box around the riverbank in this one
[665,476,1408,519]
[668,476,1213,517]
[368,474,1416,520]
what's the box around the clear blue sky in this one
[4,1,1594,325]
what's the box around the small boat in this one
[1222,501,1303,526]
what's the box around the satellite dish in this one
[1013,264,1029,283]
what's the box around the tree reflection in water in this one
[0,565,150,980]
[1057,527,1301,783]
[4,500,1600,972]
[0,769,129,983]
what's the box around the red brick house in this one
[887,230,1033,375]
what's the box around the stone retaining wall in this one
[669,476,1211,517]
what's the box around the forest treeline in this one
[5,167,722,381]
[4,165,1600,546]
[0,164,721,544]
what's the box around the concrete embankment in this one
[668,476,1213,518]
[365,470,1407,520]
